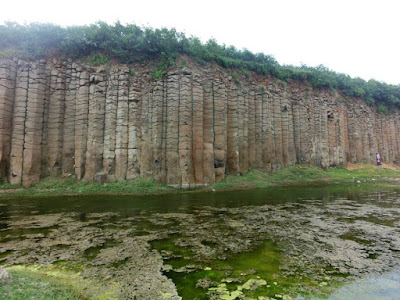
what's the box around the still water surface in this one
[1,185,400,299]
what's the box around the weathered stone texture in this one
[115,70,129,181]
[47,61,66,175]
[84,71,106,181]
[9,61,28,185]
[22,61,47,187]
[1,58,399,187]
[165,71,181,185]
[62,62,78,175]
[0,60,16,180]
[74,71,90,179]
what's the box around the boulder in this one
[0,267,12,285]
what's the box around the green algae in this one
[84,239,121,261]
[1,184,400,299]
[356,215,397,227]
[153,240,300,299]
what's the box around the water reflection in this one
[0,184,399,299]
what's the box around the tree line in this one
[1,21,399,111]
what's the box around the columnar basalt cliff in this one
[0,57,399,187]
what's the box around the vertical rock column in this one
[202,78,215,184]
[22,61,47,187]
[280,87,290,166]
[84,71,106,180]
[192,74,204,184]
[254,88,264,169]
[313,95,329,168]
[40,64,51,178]
[394,114,400,164]
[248,88,256,168]
[115,69,129,181]
[354,108,364,162]
[336,107,347,166]
[271,86,283,170]
[302,92,314,164]
[291,92,302,163]
[9,61,28,185]
[126,73,141,179]
[261,90,273,172]
[47,61,66,175]
[238,88,248,173]
[166,71,181,185]
[287,93,296,166]
[388,116,398,164]
[361,109,373,163]
[179,70,194,187]
[152,79,166,182]
[74,71,90,179]
[0,59,16,181]
[62,62,78,175]
[138,84,153,177]
[326,105,338,165]
[213,80,227,181]
[102,68,119,180]
[226,82,239,175]
[380,117,390,163]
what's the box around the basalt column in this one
[9,61,28,185]
[261,89,273,172]
[192,74,204,185]
[238,88,248,174]
[152,79,166,182]
[47,61,66,175]
[22,61,47,187]
[178,70,195,187]
[126,73,141,180]
[62,63,79,175]
[166,71,181,185]
[226,82,239,175]
[74,71,90,179]
[248,88,256,168]
[1,58,400,187]
[84,71,106,181]
[254,88,264,169]
[115,69,129,181]
[213,80,227,181]
[202,78,215,184]
[0,60,16,180]
[271,84,283,170]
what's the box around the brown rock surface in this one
[0,57,399,186]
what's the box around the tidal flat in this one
[1,185,400,299]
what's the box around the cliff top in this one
[0,21,399,111]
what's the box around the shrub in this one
[83,52,110,66]
[377,104,388,115]
[1,21,400,110]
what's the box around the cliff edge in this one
[0,57,397,187]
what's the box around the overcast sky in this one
[1,0,399,85]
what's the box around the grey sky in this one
[2,0,399,84]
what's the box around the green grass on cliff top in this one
[0,164,399,198]
[1,22,400,110]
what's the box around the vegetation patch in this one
[0,164,399,198]
[0,176,174,198]
[211,164,400,192]
[1,22,400,110]
[0,265,119,300]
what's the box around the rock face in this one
[0,57,399,187]
[0,267,12,285]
